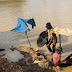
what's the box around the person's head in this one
[56,47,62,54]
[46,22,52,29]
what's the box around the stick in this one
[59,34,61,48]
[26,34,31,48]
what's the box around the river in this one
[0,0,72,53]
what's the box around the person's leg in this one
[59,54,72,67]
[62,54,72,61]
[46,39,53,52]
[48,46,53,52]
[52,45,56,53]
[46,39,52,52]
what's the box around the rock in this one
[0,49,5,52]
[0,54,5,57]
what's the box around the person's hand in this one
[46,28,48,32]
[62,61,67,64]
[50,52,53,55]
[47,44,49,48]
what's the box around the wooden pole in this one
[26,34,31,48]
[59,34,63,53]
[59,34,62,60]
[59,34,61,48]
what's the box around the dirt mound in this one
[0,54,55,72]
[0,58,23,72]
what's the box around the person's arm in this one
[61,61,67,64]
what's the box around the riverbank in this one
[0,46,72,72]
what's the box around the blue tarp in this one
[13,18,36,33]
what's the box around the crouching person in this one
[52,48,67,70]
